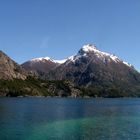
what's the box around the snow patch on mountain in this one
[53,59,67,64]
[31,57,67,64]
[68,55,75,62]
[31,57,51,62]
[123,61,133,67]
[82,44,97,52]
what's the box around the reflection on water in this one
[0,98,140,140]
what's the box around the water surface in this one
[0,97,140,140]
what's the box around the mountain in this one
[0,51,27,80]
[48,44,135,81]
[22,57,67,75]
[22,44,135,76]
[22,44,140,97]
[44,44,140,97]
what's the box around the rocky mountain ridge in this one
[0,51,27,80]
[22,44,134,75]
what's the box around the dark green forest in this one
[1,76,140,97]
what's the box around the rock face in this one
[0,51,27,80]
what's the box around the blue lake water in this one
[0,98,140,140]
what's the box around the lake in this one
[0,98,140,140]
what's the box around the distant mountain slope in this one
[22,57,66,75]
[0,51,27,80]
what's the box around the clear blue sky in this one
[0,0,140,71]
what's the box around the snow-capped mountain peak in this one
[53,59,67,64]
[25,44,133,69]
[82,44,97,52]
[69,44,133,68]
[78,44,98,56]
[30,57,67,64]
[31,57,52,62]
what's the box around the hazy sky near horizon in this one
[0,0,140,71]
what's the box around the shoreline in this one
[0,95,139,99]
